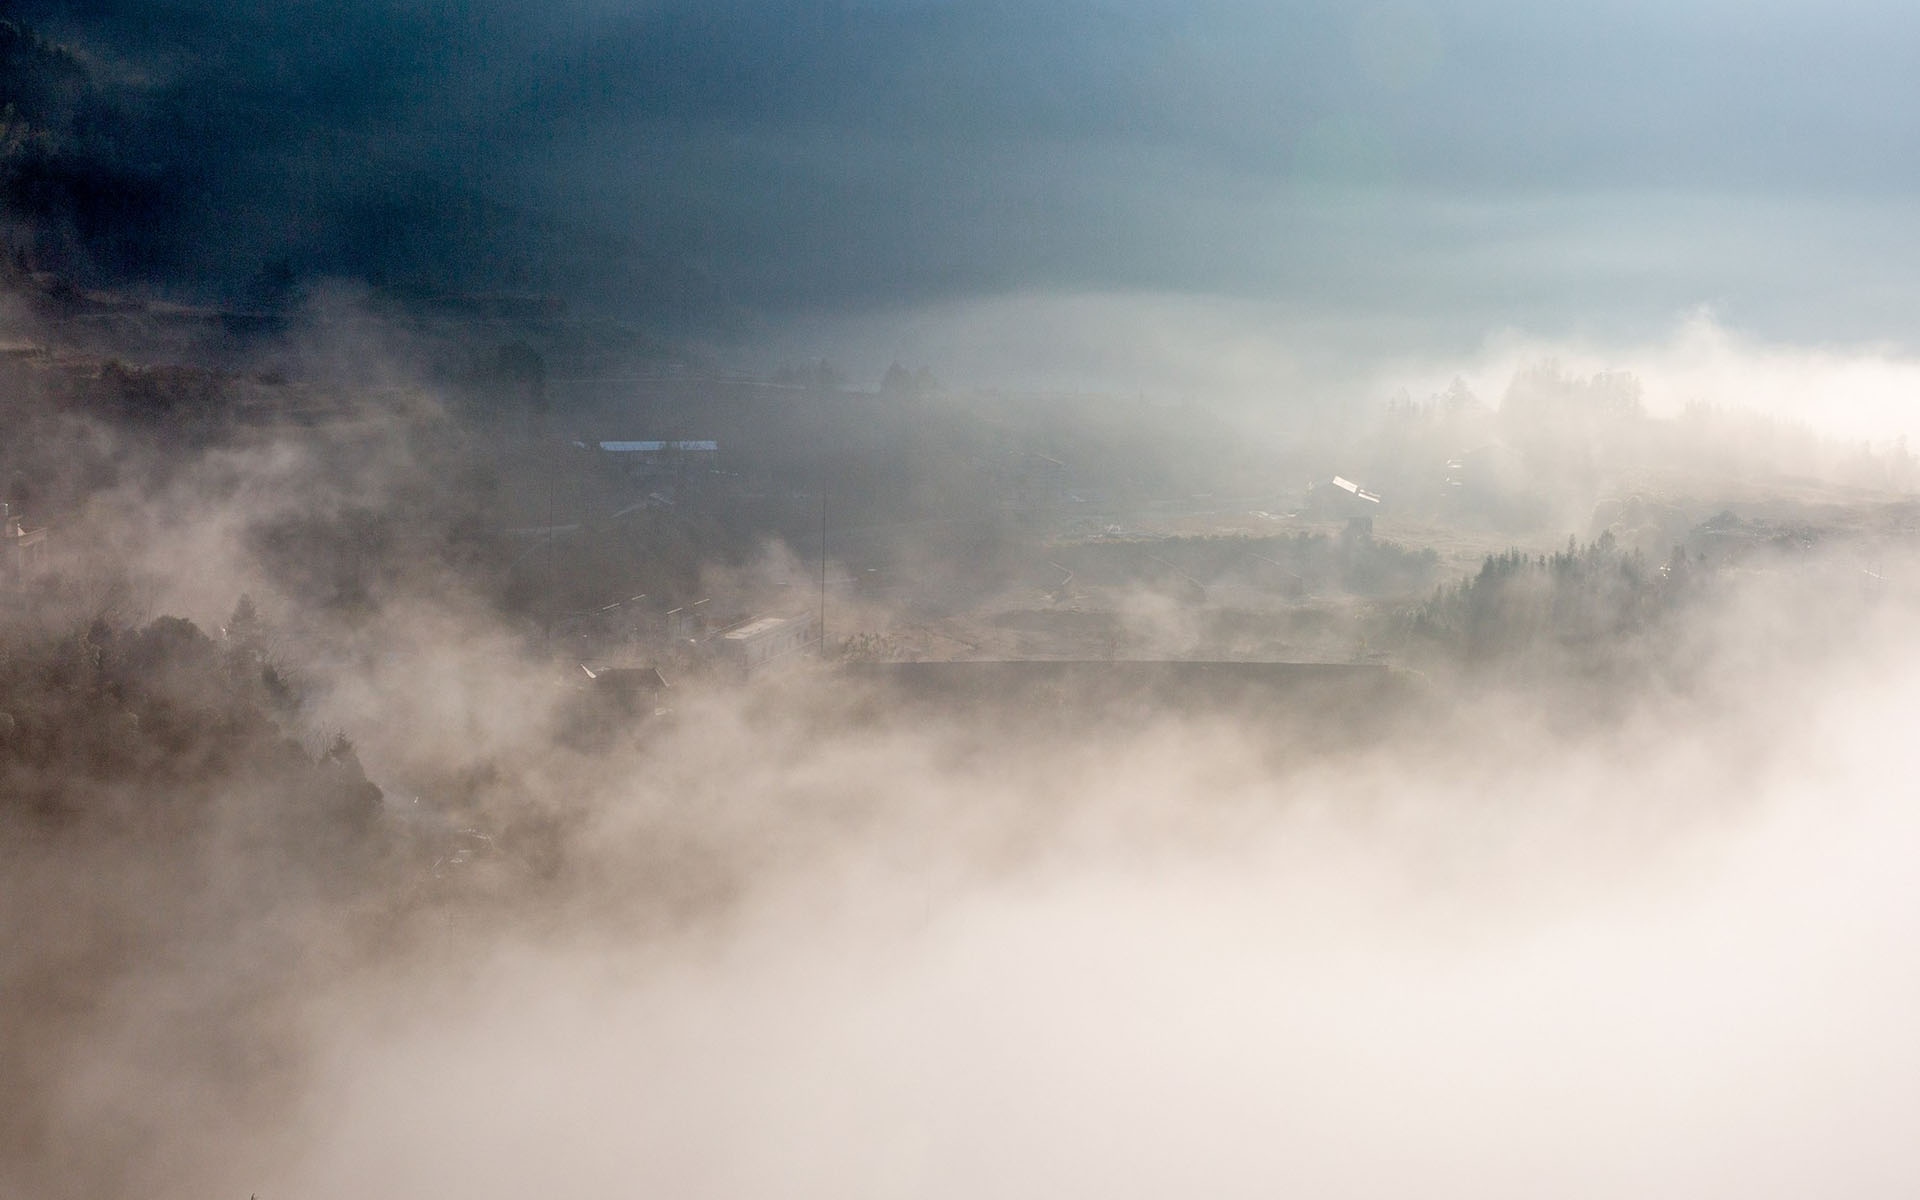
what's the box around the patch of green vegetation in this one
[1405,532,1695,666]
[0,606,379,836]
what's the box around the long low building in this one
[714,613,819,672]
[595,439,718,457]
[835,659,1419,735]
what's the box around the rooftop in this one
[598,440,718,453]
[724,616,791,640]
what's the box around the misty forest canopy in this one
[9,2,1920,345]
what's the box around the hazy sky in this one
[25,1,1920,350]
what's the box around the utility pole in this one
[544,466,557,656]
[818,486,828,658]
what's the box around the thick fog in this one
[31,566,1920,1199]
[4,287,1920,1197]
[276,601,1920,1200]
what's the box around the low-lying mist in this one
[7,290,1920,1199]
[746,292,1920,440]
[216,620,1920,1197]
[20,560,1920,1199]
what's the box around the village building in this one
[1,503,49,590]
[713,613,819,674]
[590,439,723,509]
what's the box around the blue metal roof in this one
[598,440,717,453]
